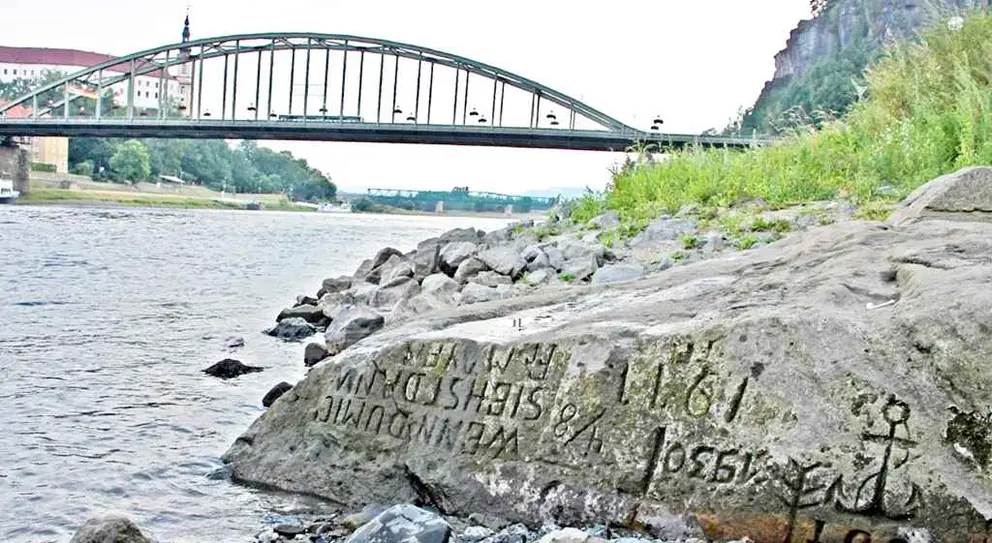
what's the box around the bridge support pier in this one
[435,200,444,214]
[504,204,513,215]
[0,142,29,197]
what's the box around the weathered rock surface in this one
[472,271,513,288]
[277,304,326,324]
[371,278,421,311]
[262,382,293,407]
[590,263,646,285]
[477,246,526,279]
[226,169,992,542]
[69,514,156,543]
[459,283,504,305]
[265,317,316,341]
[887,166,992,226]
[305,342,330,367]
[454,257,489,285]
[202,358,263,379]
[347,505,451,543]
[440,243,479,276]
[322,276,353,296]
[325,305,386,356]
[559,254,598,282]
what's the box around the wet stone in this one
[202,358,263,379]
[262,382,293,407]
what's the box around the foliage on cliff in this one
[733,0,986,135]
[576,13,992,225]
[69,138,337,202]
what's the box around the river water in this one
[0,205,512,543]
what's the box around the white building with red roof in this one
[0,46,183,112]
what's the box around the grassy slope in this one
[574,13,992,227]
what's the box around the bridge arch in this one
[0,32,636,132]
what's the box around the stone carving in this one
[223,198,992,542]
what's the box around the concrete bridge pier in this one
[504,204,513,215]
[0,143,29,197]
[435,200,444,214]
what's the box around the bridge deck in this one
[0,119,764,152]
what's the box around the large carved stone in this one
[224,176,992,543]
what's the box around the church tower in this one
[176,12,193,117]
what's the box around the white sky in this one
[0,0,811,194]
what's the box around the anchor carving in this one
[835,395,923,521]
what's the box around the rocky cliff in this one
[739,0,989,133]
[774,0,986,81]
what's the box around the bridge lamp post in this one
[546,111,559,127]
[392,106,403,123]
[651,116,664,131]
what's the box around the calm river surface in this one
[0,204,513,543]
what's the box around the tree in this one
[109,139,151,182]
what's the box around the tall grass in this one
[581,13,992,224]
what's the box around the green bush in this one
[600,13,992,225]
[71,160,94,176]
[31,162,56,173]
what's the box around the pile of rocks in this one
[249,503,727,543]
[265,224,630,368]
[265,195,863,372]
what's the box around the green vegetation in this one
[68,139,337,202]
[20,188,314,211]
[575,13,992,229]
[558,272,577,283]
[30,162,57,173]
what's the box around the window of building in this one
[2,69,6,75]
[154,92,159,99]
[12,69,17,75]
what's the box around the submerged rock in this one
[277,304,326,324]
[262,382,293,407]
[265,317,316,341]
[202,358,263,379]
[69,514,156,543]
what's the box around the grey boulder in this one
[69,514,156,543]
[477,246,526,279]
[304,342,330,366]
[265,317,316,341]
[439,242,478,275]
[459,282,504,305]
[559,254,599,282]
[262,382,293,407]
[347,504,451,543]
[588,211,620,230]
[591,263,646,285]
[472,271,513,288]
[453,257,489,284]
[277,304,326,324]
[321,276,353,296]
[324,305,385,356]
[370,277,421,311]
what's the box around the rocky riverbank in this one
[263,189,866,366]
[66,167,992,543]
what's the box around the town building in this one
[0,15,193,113]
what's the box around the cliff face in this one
[738,0,988,133]
[772,0,988,82]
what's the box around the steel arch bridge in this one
[0,33,763,151]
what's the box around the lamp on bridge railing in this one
[393,106,403,115]
[405,113,416,122]
[546,111,559,127]
[469,108,479,118]
[651,116,664,130]
[478,116,488,124]
[247,103,257,112]
[319,104,328,114]
[269,112,278,118]
[203,110,212,117]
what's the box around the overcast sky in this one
[0,0,811,194]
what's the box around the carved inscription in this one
[636,339,751,423]
[641,426,769,494]
[313,341,564,460]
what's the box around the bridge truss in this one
[0,33,763,151]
